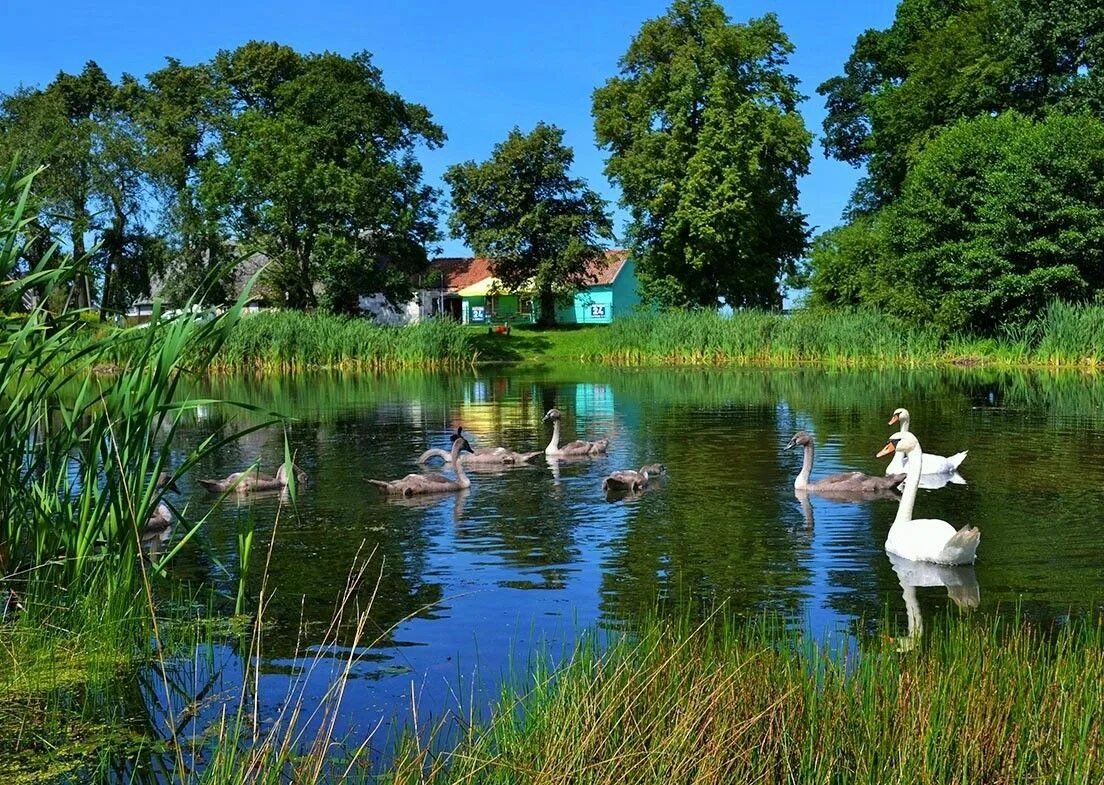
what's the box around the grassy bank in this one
[385,611,1104,784]
[209,310,475,371]
[202,302,1104,371]
[596,303,1104,367]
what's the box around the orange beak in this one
[888,414,900,425]
[876,442,896,458]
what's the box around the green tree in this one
[130,58,231,304]
[592,0,811,309]
[0,62,150,313]
[819,0,1103,210]
[203,42,445,312]
[444,123,614,326]
[826,112,1104,333]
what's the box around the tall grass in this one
[385,610,1104,784]
[209,310,475,371]
[594,305,1104,368]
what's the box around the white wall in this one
[358,292,431,325]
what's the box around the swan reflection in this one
[385,486,471,521]
[888,553,979,651]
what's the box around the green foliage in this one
[204,43,445,313]
[385,611,1104,784]
[0,164,261,581]
[2,43,444,316]
[585,303,1104,367]
[0,63,151,314]
[819,0,1104,209]
[444,123,613,326]
[210,310,474,370]
[592,0,811,309]
[815,112,1104,333]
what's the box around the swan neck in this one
[418,448,451,464]
[894,446,922,527]
[898,414,910,434]
[795,441,813,490]
[546,419,560,454]
[450,439,471,488]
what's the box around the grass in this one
[591,303,1104,368]
[384,610,1104,785]
[208,309,475,371]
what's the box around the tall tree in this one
[0,62,148,312]
[809,112,1104,333]
[203,42,445,312]
[130,58,230,304]
[592,0,811,309]
[818,0,1104,211]
[444,123,614,327]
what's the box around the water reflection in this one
[147,366,1104,764]
[888,553,980,651]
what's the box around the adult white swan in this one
[884,408,968,475]
[876,432,980,565]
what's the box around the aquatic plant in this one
[208,309,475,371]
[384,610,1104,784]
[591,306,1104,368]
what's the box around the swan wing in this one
[887,518,978,564]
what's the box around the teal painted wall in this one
[553,259,641,324]
[611,259,640,317]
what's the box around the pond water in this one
[148,366,1104,766]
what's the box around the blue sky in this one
[0,1,896,257]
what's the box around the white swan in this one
[884,408,967,475]
[876,432,980,565]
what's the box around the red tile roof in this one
[428,250,628,292]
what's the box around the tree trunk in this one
[537,287,558,327]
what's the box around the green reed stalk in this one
[207,310,475,371]
[591,307,1104,368]
[383,610,1104,785]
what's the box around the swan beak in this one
[876,442,896,458]
[783,439,796,451]
[888,414,899,425]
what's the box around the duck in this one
[603,463,665,492]
[785,431,905,493]
[876,432,980,564]
[418,427,540,466]
[198,463,306,494]
[368,429,474,496]
[884,408,968,475]
[543,408,609,456]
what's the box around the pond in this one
[148,366,1104,767]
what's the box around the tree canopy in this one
[819,0,1104,211]
[1,42,444,315]
[444,122,614,326]
[592,0,811,309]
[810,112,1104,333]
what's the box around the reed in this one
[384,610,1104,785]
[208,310,475,371]
[592,306,1104,368]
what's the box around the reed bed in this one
[208,310,475,371]
[594,305,1104,368]
[385,612,1104,785]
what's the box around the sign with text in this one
[589,304,607,318]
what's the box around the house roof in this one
[428,250,628,293]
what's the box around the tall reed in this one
[384,610,1104,784]
[208,310,475,371]
[594,306,1104,368]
